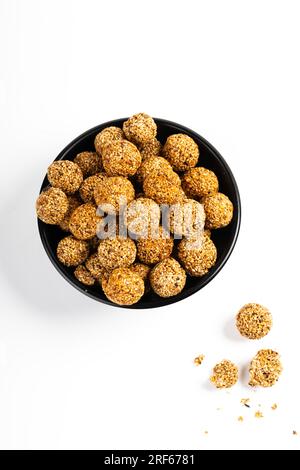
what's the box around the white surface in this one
[0,0,299,450]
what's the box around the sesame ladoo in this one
[137,226,173,265]
[177,233,217,277]
[163,134,199,172]
[94,126,124,155]
[249,349,282,387]
[123,113,157,145]
[182,167,219,198]
[150,257,186,298]
[169,199,205,239]
[125,197,160,239]
[139,138,162,160]
[94,176,135,214]
[57,235,89,267]
[69,203,101,240]
[210,360,239,389]
[79,173,107,203]
[202,192,233,229]
[98,236,136,270]
[103,267,145,306]
[74,151,102,177]
[74,265,95,286]
[236,303,272,339]
[143,174,183,204]
[47,160,83,194]
[36,187,68,225]
[102,140,141,177]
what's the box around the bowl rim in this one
[38,117,241,309]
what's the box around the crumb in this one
[194,354,205,366]
[238,416,244,422]
[241,398,251,408]
[255,411,263,418]
[204,431,208,435]
[271,403,278,410]
[293,430,298,436]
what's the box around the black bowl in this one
[38,118,241,309]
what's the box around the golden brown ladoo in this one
[36,187,69,225]
[236,303,272,339]
[210,360,239,389]
[249,349,282,387]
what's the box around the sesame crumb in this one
[238,416,244,422]
[255,411,264,418]
[271,403,278,410]
[194,354,205,366]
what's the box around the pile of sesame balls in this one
[36,113,234,306]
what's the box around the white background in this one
[0,0,299,451]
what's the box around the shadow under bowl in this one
[38,118,241,309]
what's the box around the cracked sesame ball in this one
[181,167,219,198]
[74,265,95,286]
[97,236,136,270]
[47,160,83,194]
[74,151,102,177]
[249,349,282,387]
[102,140,141,177]
[129,263,151,293]
[94,126,124,155]
[236,304,272,339]
[102,267,145,306]
[150,257,186,298]
[69,203,101,240]
[169,199,205,239]
[202,192,233,229]
[139,138,162,160]
[57,235,89,267]
[125,197,160,239]
[177,233,217,277]
[79,173,107,203]
[136,226,174,265]
[143,175,184,205]
[123,113,157,145]
[59,194,81,231]
[210,360,239,389]
[94,176,135,214]
[136,156,181,186]
[36,187,69,224]
[163,134,199,172]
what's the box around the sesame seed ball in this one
[69,203,101,240]
[100,269,111,290]
[177,233,217,277]
[74,151,103,177]
[143,175,184,205]
[85,253,106,279]
[125,197,160,239]
[139,138,162,160]
[249,349,282,387]
[123,113,157,145]
[94,176,135,214]
[74,265,95,286]
[162,134,199,172]
[202,192,233,229]
[136,156,181,186]
[210,360,239,389]
[36,187,69,224]
[102,267,145,306]
[94,126,124,155]
[57,235,89,267]
[181,167,219,198]
[47,160,83,194]
[136,226,174,265]
[169,199,205,239]
[98,236,136,270]
[236,304,273,340]
[129,262,151,292]
[59,194,81,231]
[79,173,107,203]
[102,140,142,177]
[150,257,186,298]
